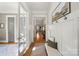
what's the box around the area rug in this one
[31,43,47,56]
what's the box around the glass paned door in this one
[18,3,27,56]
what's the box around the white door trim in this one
[6,15,16,42]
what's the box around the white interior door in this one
[6,15,16,42]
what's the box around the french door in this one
[18,3,27,56]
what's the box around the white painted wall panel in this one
[47,2,79,56]
[61,19,78,56]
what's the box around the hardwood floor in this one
[23,32,46,56]
[0,42,17,44]
[23,42,35,56]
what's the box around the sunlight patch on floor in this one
[32,47,36,51]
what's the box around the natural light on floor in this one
[32,47,36,51]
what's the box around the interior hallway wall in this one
[0,14,6,41]
[0,2,18,42]
[47,2,79,56]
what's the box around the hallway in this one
[0,2,79,56]
[23,31,60,56]
[23,32,47,56]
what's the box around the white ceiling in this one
[26,2,51,12]
[0,2,18,13]
[33,17,45,26]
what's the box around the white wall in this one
[0,3,18,42]
[0,2,18,13]
[47,2,79,56]
[0,14,7,42]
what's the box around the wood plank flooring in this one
[23,32,46,56]
[0,42,17,44]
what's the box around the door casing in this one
[6,15,16,42]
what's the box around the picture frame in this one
[52,2,71,22]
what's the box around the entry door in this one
[7,16,16,42]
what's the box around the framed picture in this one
[0,23,4,29]
[52,2,71,22]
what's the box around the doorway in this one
[6,15,16,42]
